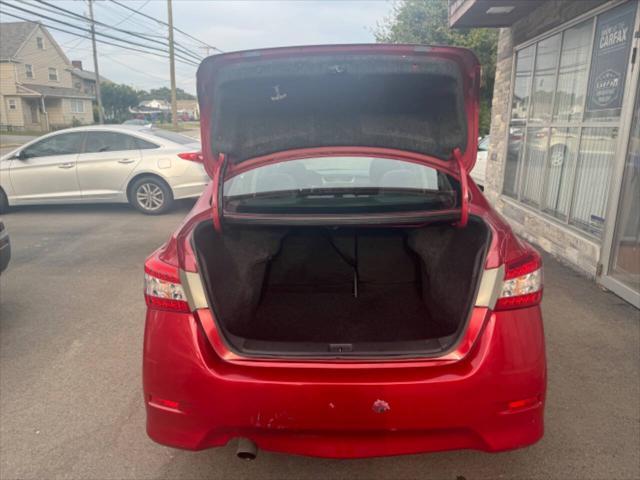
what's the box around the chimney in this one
[72,60,83,70]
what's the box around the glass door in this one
[598,3,640,308]
[607,85,640,303]
[600,79,640,308]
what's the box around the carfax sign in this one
[586,1,637,119]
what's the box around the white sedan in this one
[470,135,489,189]
[0,125,208,214]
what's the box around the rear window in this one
[147,129,195,145]
[224,157,459,214]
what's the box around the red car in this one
[142,44,546,459]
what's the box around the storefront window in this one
[503,1,637,239]
[511,45,535,121]
[543,127,579,220]
[584,2,637,122]
[503,125,525,197]
[570,127,618,237]
[530,34,561,124]
[553,21,592,123]
[521,128,548,207]
[504,45,534,198]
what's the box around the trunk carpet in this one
[248,284,444,343]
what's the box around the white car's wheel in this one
[130,177,173,215]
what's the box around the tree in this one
[139,87,195,101]
[100,82,141,122]
[375,0,497,134]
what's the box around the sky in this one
[1,0,394,95]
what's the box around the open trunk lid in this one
[196,44,480,228]
[197,44,480,173]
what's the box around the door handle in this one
[118,158,135,164]
[58,162,75,169]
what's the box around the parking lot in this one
[1,203,638,480]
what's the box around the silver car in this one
[0,125,208,214]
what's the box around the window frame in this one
[133,137,160,150]
[25,63,33,79]
[36,36,44,50]
[48,67,58,82]
[502,0,636,241]
[7,99,17,111]
[80,131,145,154]
[21,132,85,159]
[69,99,85,114]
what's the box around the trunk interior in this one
[193,219,490,356]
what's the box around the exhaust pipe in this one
[236,438,258,460]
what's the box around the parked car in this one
[142,45,546,459]
[0,125,208,214]
[122,119,152,127]
[0,220,9,273]
[471,135,489,189]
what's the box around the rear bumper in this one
[143,307,546,458]
[167,164,209,200]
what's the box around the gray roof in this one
[0,21,38,59]
[71,68,110,83]
[23,83,95,99]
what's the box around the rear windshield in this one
[147,129,195,145]
[223,157,459,214]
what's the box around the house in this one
[132,98,199,121]
[70,60,109,97]
[449,0,639,307]
[0,21,95,131]
[139,99,170,110]
[176,99,199,120]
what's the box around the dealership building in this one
[449,0,640,307]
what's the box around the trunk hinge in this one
[211,153,227,233]
[452,147,469,228]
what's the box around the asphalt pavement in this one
[0,203,638,480]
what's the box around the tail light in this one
[494,253,543,311]
[177,151,204,163]
[144,255,190,312]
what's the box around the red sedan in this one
[142,44,546,459]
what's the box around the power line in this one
[0,9,198,67]
[94,2,166,38]
[109,0,223,53]
[101,54,172,83]
[112,0,150,27]
[29,0,203,63]
[34,0,203,62]
[1,2,200,66]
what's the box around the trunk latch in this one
[329,343,353,353]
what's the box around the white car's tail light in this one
[177,151,204,163]
[495,254,543,311]
[144,256,190,312]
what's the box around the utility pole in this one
[88,0,104,124]
[167,0,178,130]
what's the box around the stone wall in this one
[485,0,613,278]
